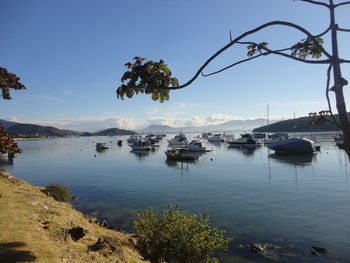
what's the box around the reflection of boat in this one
[268,138,316,154]
[165,149,197,161]
[130,140,152,150]
[207,134,225,142]
[227,134,259,148]
[168,133,188,146]
[269,153,315,166]
[186,140,212,152]
[95,142,108,150]
[333,134,344,146]
[130,149,151,158]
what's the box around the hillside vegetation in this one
[0,171,148,263]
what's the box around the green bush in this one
[42,184,71,202]
[134,205,232,263]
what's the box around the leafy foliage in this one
[291,37,324,59]
[0,126,22,154]
[42,184,72,202]
[309,110,331,125]
[134,204,232,263]
[117,57,179,103]
[247,42,269,57]
[0,67,26,100]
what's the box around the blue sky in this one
[1,0,349,131]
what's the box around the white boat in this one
[165,149,197,161]
[95,142,108,150]
[130,140,152,151]
[263,132,289,144]
[207,134,225,142]
[186,139,212,152]
[202,132,212,139]
[168,133,188,146]
[227,134,259,148]
[267,138,316,154]
[127,135,139,144]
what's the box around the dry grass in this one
[0,171,148,263]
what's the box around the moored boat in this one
[168,133,188,146]
[130,140,152,151]
[95,142,109,150]
[186,139,212,152]
[207,134,225,142]
[227,134,260,148]
[267,138,316,154]
[165,148,197,161]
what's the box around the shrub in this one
[134,204,232,263]
[42,184,71,202]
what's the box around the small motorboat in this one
[130,140,152,151]
[227,134,259,148]
[165,149,197,161]
[333,134,344,146]
[186,139,212,152]
[117,140,123,146]
[267,138,316,154]
[207,134,225,142]
[95,142,109,150]
[168,133,188,146]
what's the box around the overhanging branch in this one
[295,0,330,8]
[166,20,332,90]
[337,27,350,32]
[334,1,350,7]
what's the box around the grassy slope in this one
[0,171,148,263]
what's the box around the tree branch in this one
[238,41,330,64]
[295,0,330,8]
[201,52,268,77]
[337,27,350,32]
[166,20,332,90]
[314,26,331,37]
[325,64,342,128]
[334,1,350,7]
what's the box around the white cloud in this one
[206,114,242,124]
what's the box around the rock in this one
[250,243,266,253]
[0,193,5,198]
[72,195,80,201]
[311,246,327,256]
[0,172,13,179]
[68,227,86,241]
[88,237,120,255]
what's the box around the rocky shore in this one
[0,171,148,263]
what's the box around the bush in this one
[42,184,71,202]
[134,205,232,263]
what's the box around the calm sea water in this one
[1,132,349,263]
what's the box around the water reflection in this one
[130,149,156,159]
[0,155,14,167]
[227,146,257,157]
[268,153,316,166]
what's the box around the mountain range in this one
[0,119,136,137]
[138,118,269,134]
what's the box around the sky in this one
[1,0,350,131]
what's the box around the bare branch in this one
[334,1,350,7]
[229,30,233,42]
[201,52,268,77]
[166,20,332,90]
[325,64,342,128]
[337,27,350,32]
[295,0,330,8]
[341,59,350,63]
[314,26,331,37]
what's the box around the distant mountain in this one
[138,118,272,134]
[139,125,178,134]
[6,124,81,137]
[94,128,136,136]
[0,119,19,128]
[252,115,342,132]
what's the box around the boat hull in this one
[268,138,316,154]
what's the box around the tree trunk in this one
[329,0,350,160]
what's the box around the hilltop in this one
[0,171,147,263]
[252,115,343,132]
